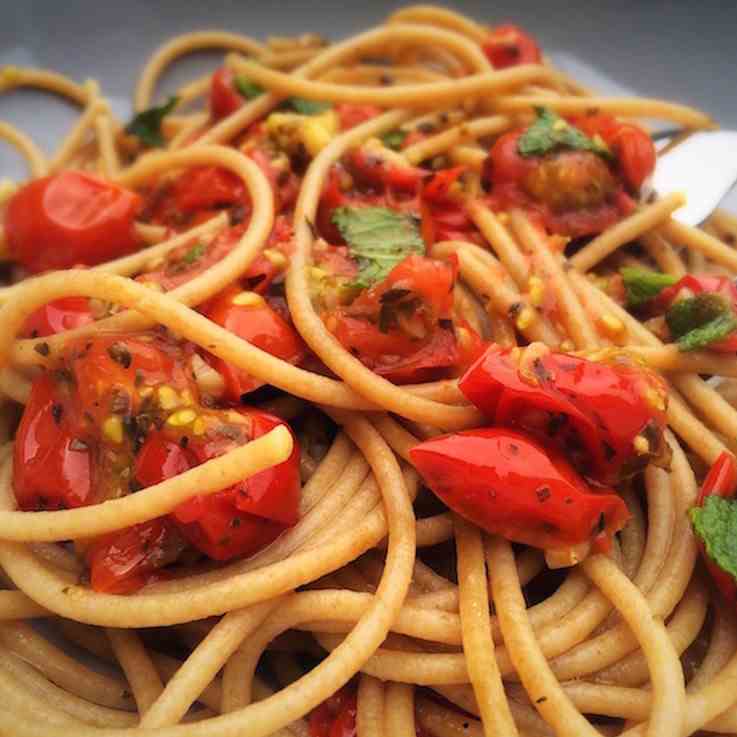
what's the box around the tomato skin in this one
[134,409,300,562]
[210,66,243,120]
[410,428,630,551]
[335,104,382,130]
[5,171,142,273]
[694,452,737,606]
[21,297,94,338]
[483,24,542,68]
[459,345,669,486]
[202,286,305,400]
[13,374,92,511]
[172,166,245,213]
[85,518,185,594]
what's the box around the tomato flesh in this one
[483,24,542,68]
[5,171,141,273]
[21,297,94,338]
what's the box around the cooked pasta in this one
[0,7,736,737]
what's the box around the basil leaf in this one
[691,496,737,582]
[235,76,263,100]
[288,97,331,115]
[331,206,425,289]
[675,312,737,352]
[381,129,408,151]
[620,267,677,308]
[125,96,179,148]
[518,107,612,159]
[182,243,206,265]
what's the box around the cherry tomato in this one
[692,452,737,606]
[13,374,92,511]
[85,518,186,594]
[209,66,243,120]
[459,345,669,486]
[21,297,94,338]
[410,427,630,551]
[421,167,482,245]
[135,409,300,561]
[573,114,656,191]
[5,171,142,273]
[482,24,542,68]
[202,285,305,400]
[335,104,382,130]
[171,166,245,213]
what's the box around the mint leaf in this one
[381,129,408,151]
[518,107,612,159]
[675,312,737,352]
[691,496,737,582]
[182,243,206,265]
[332,206,425,289]
[125,96,179,148]
[288,97,331,115]
[621,267,677,308]
[235,76,263,100]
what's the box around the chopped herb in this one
[621,267,678,308]
[332,206,425,289]
[125,96,179,148]
[691,495,737,582]
[675,312,737,352]
[518,107,612,159]
[108,342,132,369]
[234,75,263,100]
[182,242,206,265]
[381,129,408,151]
[288,97,331,115]
[34,342,50,357]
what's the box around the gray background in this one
[1,0,736,179]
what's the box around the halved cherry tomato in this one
[309,690,357,737]
[482,24,542,68]
[459,345,669,486]
[335,104,382,130]
[85,518,186,594]
[572,114,656,191]
[171,166,245,213]
[202,285,305,400]
[421,167,482,245]
[210,66,244,120]
[410,427,630,551]
[692,452,737,606]
[5,171,142,273]
[13,374,92,511]
[21,297,94,338]
[135,409,300,561]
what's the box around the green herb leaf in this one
[691,496,737,581]
[518,107,612,159]
[675,312,737,352]
[235,76,263,100]
[381,129,408,151]
[621,267,678,308]
[666,293,730,338]
[288,97,331,115]
[332,206,425,289]
[125,96,179,148]
[182,243,207,265]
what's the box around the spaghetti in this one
[0,6,735,737]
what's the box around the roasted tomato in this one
[309,689,357,737]
[135,409,300,561]
[5,171,142,273]
[459,345,669,486]
[13,374,92,511]
[21,297,94,338]
[85,519,187,594]
[335,104,382,130]
[210,66,245,120]
[202,285,305,400]
[410,427,630,551]
[482,24,542,68]
[690,452,737,606]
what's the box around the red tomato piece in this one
[483,24,542,68]
[21,297,94,338]
[13,374,92,510]
[5,171,142,273]
[209,66,243,120]
[171,166,245,213]
[202,285,305,400]
[335,104,382,130]
[693,452,737,606]
[410,427,630,551]
[85,518,186,594]
[459,345,669,486]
